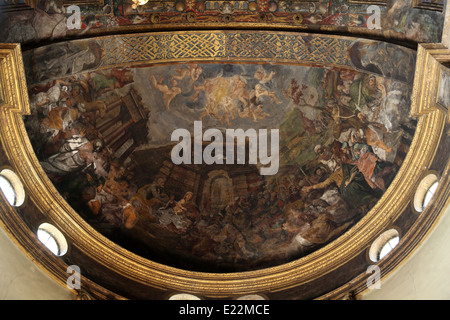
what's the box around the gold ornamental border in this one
[24,30,374,86]
[0,35,448,299]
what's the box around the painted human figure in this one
[174,192,194,216]
[145,177,169,207]
[150,75,182,110]
[352,143,398,191]
[40,127,94,176]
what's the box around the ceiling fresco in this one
[0,0,447,301]
[22,31,417,272]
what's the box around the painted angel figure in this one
[254,67,275,84]
[150,75,182,110]
[251,83,282,105]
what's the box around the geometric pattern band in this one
[96,31,354,68]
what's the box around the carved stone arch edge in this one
[0,39,448,300]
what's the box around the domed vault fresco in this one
[22,31,417,272]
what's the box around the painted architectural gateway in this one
[22,31,416,272]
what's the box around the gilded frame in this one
[411,43,450,120]
[0,33,449,299]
